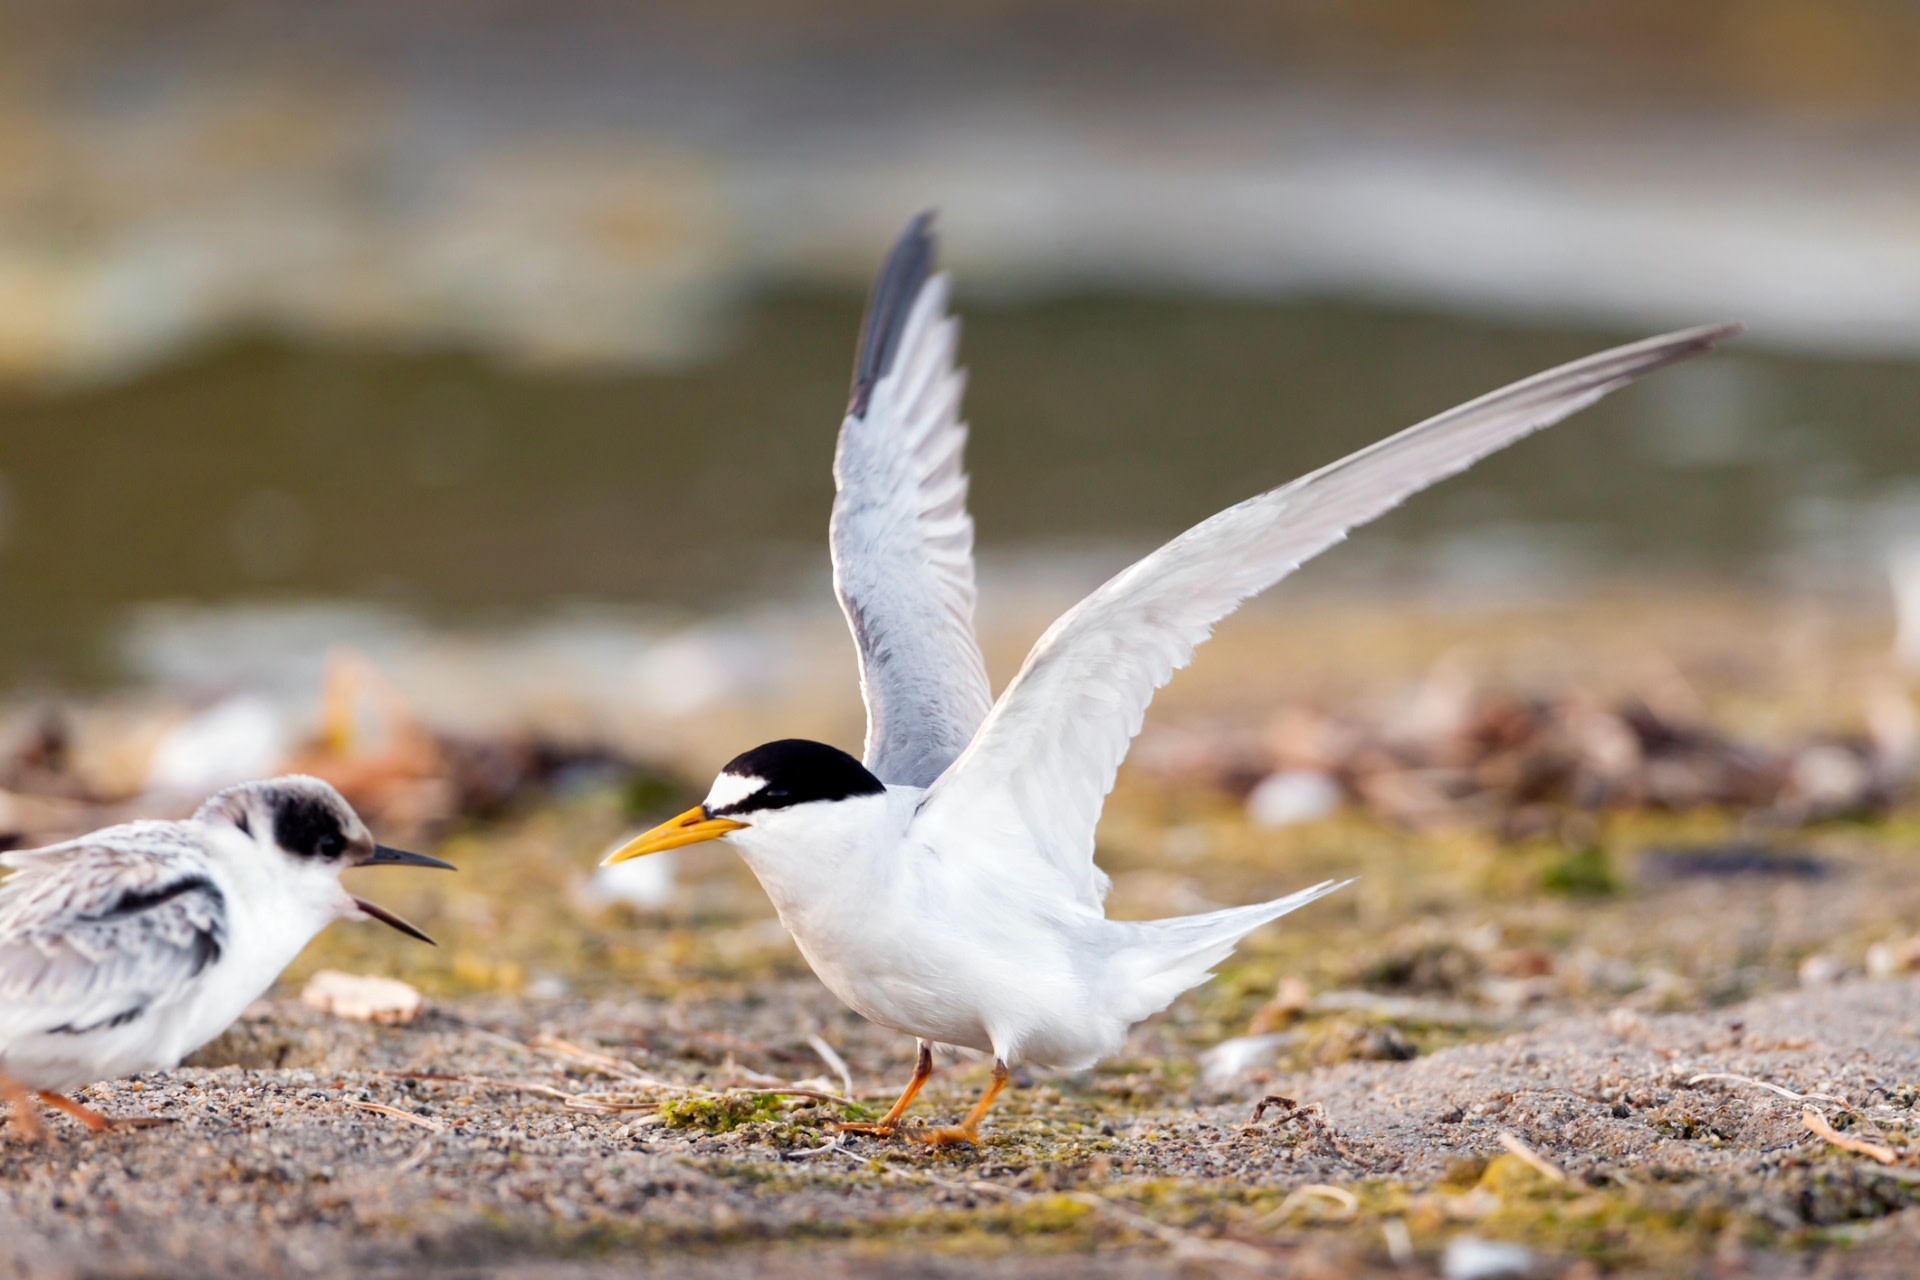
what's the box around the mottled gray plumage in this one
[0,826,227,1037]
[832,213,993,787]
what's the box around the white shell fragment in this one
[1246,769,1343,827]
[1443,1243,1536,1280]
[1443,1236,1536,1280]
[582,838,679,909]
[1198,1032,1297,1087]
[301,970,426,1025]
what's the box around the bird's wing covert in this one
[832,212,993,786]
[0,829,227,1038]
[913,323,1743,906]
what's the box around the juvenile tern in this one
[607,213,1740,1143]
[0,775,450,1138]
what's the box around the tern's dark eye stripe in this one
[273,793,350,859]
[84,875,221,922]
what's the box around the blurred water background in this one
[1,1,1917,712]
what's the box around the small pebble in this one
[1443,1235,1536,1279]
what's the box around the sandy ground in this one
[3,971,1917,1279]
[7,597,1920,1278]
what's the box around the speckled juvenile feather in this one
[0,824,226,1034]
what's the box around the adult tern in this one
[607,213,1739,1143]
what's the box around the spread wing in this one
[0,827,227,1040]
[912,323,1743,906]
[832,212,993,786]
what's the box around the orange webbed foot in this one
[2,1076,44,1143]
[6,1104,46,1143]
[827,1120,903,1139]
[910,1124,980,1147]
[908,1058,1009,1148]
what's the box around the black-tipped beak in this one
[352,897,437,945]
[602,806,746,864]
[364,844,456,871]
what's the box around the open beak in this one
[350,843,454,944]
[362,844,456,871]
[603,806,746,865]
[351,897,437,945]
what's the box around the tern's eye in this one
[314,833,345,859]
[764,788,790,801]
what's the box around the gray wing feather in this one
[0,825,226,1034]
[915,323,1743,906]
[832,213,993,786]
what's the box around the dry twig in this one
[562,1095,663,1116]
[531,1035,653,1080]
[806,1033,856,1099]
[426,1026,862,1117]
[346,1100,446,1132]
[383,1070,577,1102]
[1802,1109,1900,1165]
[1266,1183,1359,1223]
[1689,1073,1849,1107]
[395,1138,436,1174]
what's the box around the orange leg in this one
[35,1091,114,1132]
[2,1074,44,1143]
[831,1041,933,1138]
[36,1091,168,1133]
[914,1058,1010,1147]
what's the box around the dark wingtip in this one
[1682,320,1745,349]
[1628,320,1746,379]
[848,210,938,418]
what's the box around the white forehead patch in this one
[705,772,765,812]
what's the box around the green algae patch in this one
[660,1093,788,1132]
[868,1194,1106,1257]
[1541,845,1619,897]
[989,1194,1100,1236]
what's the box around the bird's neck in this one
[731,789,914,928]
[201,825,346,949]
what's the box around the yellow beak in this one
[602,806,747,865]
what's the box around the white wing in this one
[0,828,227,1039]
[832,213,993,787]
[913,322,1743,906]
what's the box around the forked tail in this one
[1106,879,1353,1025]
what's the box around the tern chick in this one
[607,213,1740,1144]
[0,774,450,1138]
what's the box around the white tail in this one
[1106,879,1353,1025]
